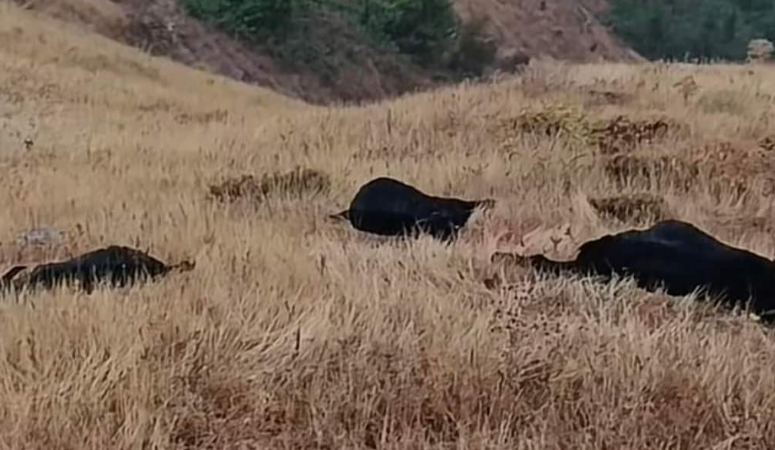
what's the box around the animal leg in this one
[491,252,578,275]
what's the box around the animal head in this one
[1,265,27,286]
[0,265,34,293]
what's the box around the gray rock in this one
[15,226,63,246]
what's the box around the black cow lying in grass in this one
[0,245,195,294]
[492,220,775,320]
[331,177,496,240]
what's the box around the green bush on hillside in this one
[179,0,294,42]
[357,0,459,60]
[178,0,461,65]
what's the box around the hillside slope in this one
[0,0,303,178]
[456,0,643,64]
[10,0,643,104]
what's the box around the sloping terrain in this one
[10,0,642,104]
[456,0,643,64]
[6,2,775,449]
[7,0,331,101]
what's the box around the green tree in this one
[179,0,461,65]
[357,0,459,60]
[607,0,775,61]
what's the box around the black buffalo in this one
[331,177,495,240]
[1,245,195,294]
[492,220,775,319]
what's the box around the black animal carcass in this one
[1,245,195,294]
[331,177,495,240]
[492,220,775,319]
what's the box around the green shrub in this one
[179,0,294,42]
[606,0,775,61]
[177,0,462,66]
[358,0,459,60]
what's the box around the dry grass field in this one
[5,3,775,449]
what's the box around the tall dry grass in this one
[3,2,775,448]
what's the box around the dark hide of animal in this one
[492,220,775,320]
[0,245,195,294]
[331,177,496,240]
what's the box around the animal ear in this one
[328,210,350,221]
[1,265,27,283]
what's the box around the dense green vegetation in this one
[178,0,294,42]
[606,0,775,61]
[178,0,466,66]
[354,0,459,60]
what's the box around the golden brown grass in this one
[4,2,775,449]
